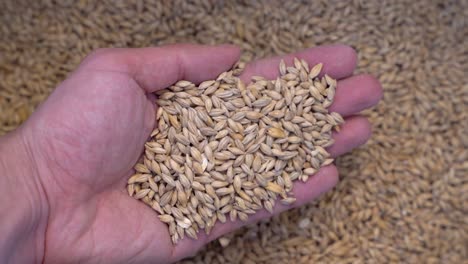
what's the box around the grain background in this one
[0,0,467,263]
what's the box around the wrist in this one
[0,128,49,263]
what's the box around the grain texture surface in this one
[0,0,466,262]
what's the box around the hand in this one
[0,44,382,263]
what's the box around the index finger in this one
[240,44,357,83]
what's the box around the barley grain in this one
[127,58,341,243]
[4,1,465,262]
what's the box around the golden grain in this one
[127,58,341,243]
[3,1,465,262]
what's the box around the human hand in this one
[0,44,382,263]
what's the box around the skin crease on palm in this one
[0,44,382,263]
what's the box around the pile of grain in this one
[128,60,342,243]
[0,0,466,262]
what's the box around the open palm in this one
[22,44,381,263]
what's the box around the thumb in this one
[79,43,241,92]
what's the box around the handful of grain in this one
[127,58,343,244]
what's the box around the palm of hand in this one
[28,69,177,263]
[23,45,381,263]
